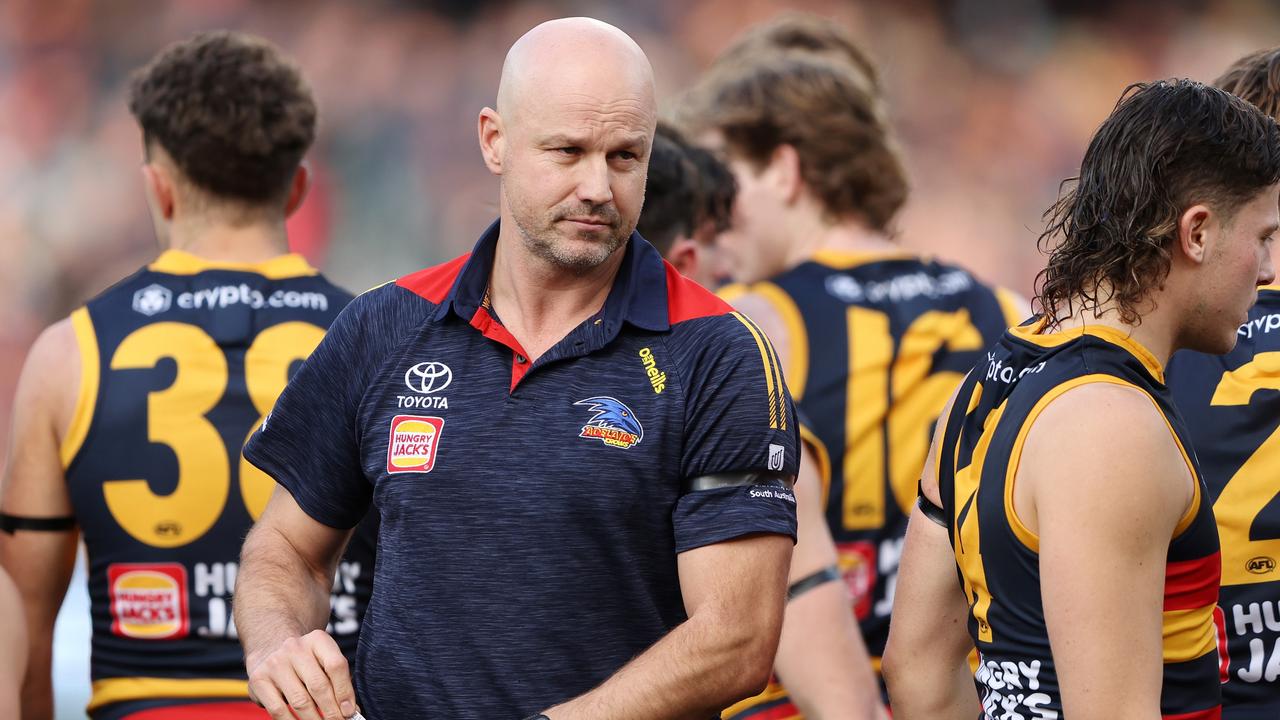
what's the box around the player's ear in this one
[283,163,311,218]
[141,163,176,221]
[478,107,505,175]
[1177,203,1212,265]
[767,143,803,205]
[666,236,700,281]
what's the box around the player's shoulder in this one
[338,253,470,323]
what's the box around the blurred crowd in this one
[1,0,1278,453]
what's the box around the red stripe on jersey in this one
[397,253,471,304]
[122,702,268,719]
[1164,553,1221,612]
[665,262,733,325]
[733,701,802,720]
[1162,707,1221,720]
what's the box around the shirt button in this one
[516,354,527,364]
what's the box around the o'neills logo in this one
[386,415,445,474]
[108,563,189,640]
[638,347,666,394]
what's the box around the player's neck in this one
[786,215,897,269]
[488,230,625,362]
[163,219,292,264]
[1053,300,1176,369]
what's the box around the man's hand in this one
[247,628,358,720]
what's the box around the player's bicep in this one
[887,503,973,661]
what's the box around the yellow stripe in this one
[1003,375,1200,553]
[88,677,250,711]
[750,282,810,401]
[60,308,99,468]
[1010,319,1164,382]
[810,248,913,269]
[716,282,750,304]
[732,311,781,430]
[799,422,832,507]
[740,312,789,431]
[722,680,790,718]
[149,249,318,279]
[1162,605,1218,663]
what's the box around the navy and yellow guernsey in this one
[938,318,1223,720]
[1167,285,1280,720]
[62,250,377,718]
[719,250,1022,719]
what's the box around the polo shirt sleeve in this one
[672,314,800,553]
[242,295,376,530]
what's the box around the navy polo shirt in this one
[243,221,800,718]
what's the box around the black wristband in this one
[787,564,842,601]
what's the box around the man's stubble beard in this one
[506,186,632,274]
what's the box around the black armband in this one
[0,512,76,534]
[788,564,842,601]
[915,480,948,529]
[683,470,795,493]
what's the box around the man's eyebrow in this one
[536,134,584,146]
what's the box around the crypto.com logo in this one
[132,284,172,316]
[404,362,453,394]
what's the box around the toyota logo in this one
[404,362,453,394]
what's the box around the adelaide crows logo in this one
[574,397,643,449]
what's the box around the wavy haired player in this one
[234,17,799,720]
[678,28,1027,719]
[1165,47,1280,720]
[884,79,1280,720]
[0,32,377,720]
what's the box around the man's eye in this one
[614,151,637,161]
[557,147,581,156]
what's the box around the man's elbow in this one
[716,621,781,704]
[880,635,913,695]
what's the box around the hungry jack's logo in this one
[574,397,643,449]
[386,415,445,473]
[108,563,189,640]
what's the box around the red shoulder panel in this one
[396,253,471,304]
[665,261,734,325]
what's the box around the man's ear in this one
[766,143,803,205]
[141,163,176,220]
[1177,203,1212,265]
[478,107,506,175]
[284,163,311,218]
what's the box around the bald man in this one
[233,18,799,720]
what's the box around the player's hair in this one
[686,54,907,232]
[638,124,700,255]
[1035,79,1280,326]
[686,143,736,235]
[1215,47,1280,119]
[128,31,316,205]
[714,12,880,97]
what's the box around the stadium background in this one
[0,0,1275,716]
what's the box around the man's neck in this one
[487,227,627,362]
[163,219,292,264]
[1053,302,1177,369]
[782,214,898,270]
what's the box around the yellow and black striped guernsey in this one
[1168,285,1280,720]
[938,318,1222,720]
[720,250,1021,718]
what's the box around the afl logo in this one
[404,362,453,394]
[1247,556,1276,575]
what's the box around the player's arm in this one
[881,387,979,719]
[0,567,28,718]
[236,486,358,720]
[1031,383,1189,720]
[773,443,887,720]
[0,319,82,720]
[544,532,793,720]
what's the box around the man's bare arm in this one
[1030,383,1190,720]
[773,449,886,720]
[0,319,82,720]
[882,388,978,719]
[235,486,356,720]
[544,533,793,720]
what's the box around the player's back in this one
[1167,285,1280,720]
[938,319,1222,719]
[725,250,1021,662]
[63,249,376,718]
